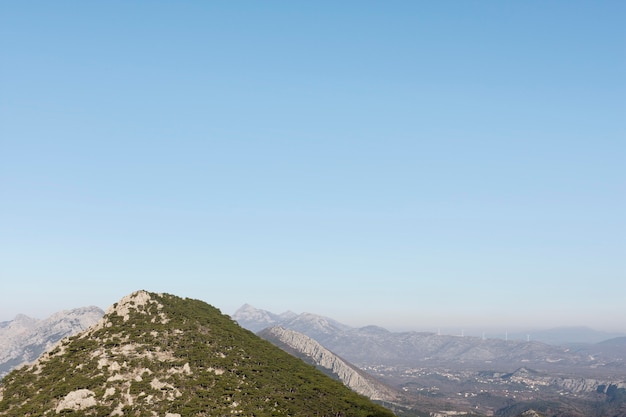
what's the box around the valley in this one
[234,304,626,417]
[363,363,626,416]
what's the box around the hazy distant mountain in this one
[232,304,600,369]
[232,305,351,343]
[598,336,626,347]
[510,326,626,345]
[230,303,297,333]
[0,291,394,417]
[0,306,104,379]
[332,329,596,368]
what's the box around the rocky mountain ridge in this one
[0,306,104,379]
[0,291,394,417]
[258,326,400,403]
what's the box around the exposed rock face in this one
[506,368,626,394]
[56,389,98,413]
[551,377,614,393]
[260,326,400,402]
[479,367,626,396]
[0,306,104,378]
[519,411,545,417]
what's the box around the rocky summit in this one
[0,291,394,417]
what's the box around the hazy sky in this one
[2,2,624,333]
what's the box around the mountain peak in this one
[12,313,35,322]
[105,290,163,321]
[233,302,256,312]
[279,310,298,320]
[231,304,282,333]
[0,291,394,416]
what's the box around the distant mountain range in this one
[0,306,104,378]
[233,305,625,346]
[508,326,626,345]
[231,305,626,370]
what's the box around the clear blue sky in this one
[1,1,624,332]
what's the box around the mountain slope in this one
[0,306,104,379]
[259,326,401,403]
[0,291,395,417]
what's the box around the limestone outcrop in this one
[260,326,400,402]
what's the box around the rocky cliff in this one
[259,326,400,403]
[501,367,626,394]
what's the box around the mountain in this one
[0,291,394,416]
[231,304,346,337]
[232,305,595,368]
[572,337,626,368]
[259,326,401,403]
[325,330,595,368]
[230,303,297,333]
[509,327,626,345]
[0,306,104,379]
[598,336,626,347]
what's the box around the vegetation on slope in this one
[0,291,395,417]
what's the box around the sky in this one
[1,1,625,333]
